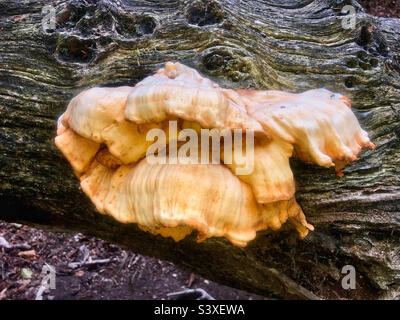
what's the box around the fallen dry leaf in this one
[0,288,7,300]
[187,273,195,288]
[18,250,36,258]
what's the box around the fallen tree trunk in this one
[1,0,399,299]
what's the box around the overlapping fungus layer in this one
[55,62,374,247]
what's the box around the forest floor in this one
[0,220,267,300]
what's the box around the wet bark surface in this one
[0,0,399,299]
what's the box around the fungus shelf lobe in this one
[239,88,375,172]
[125,63,268,139]
[55,62,374,246]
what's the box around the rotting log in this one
[0,0,399,299]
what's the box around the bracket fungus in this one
[55,62,374,247]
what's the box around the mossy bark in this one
[1,0,399,299]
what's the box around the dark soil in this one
[0,220,267,300]
[358,0,400,18]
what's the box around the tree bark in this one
[1,0,399,299]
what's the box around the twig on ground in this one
[128,254,140,268]
[0,288,7,300]
[68,258,111,269]
[0,236,31,250]
[167,288,215,300]
[117,251,128,272]
[79,245,90,264]
[187,273,195,288]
